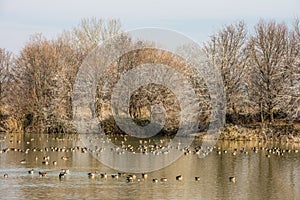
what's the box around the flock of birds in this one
[2,168,200,184]
[1,134,299,185]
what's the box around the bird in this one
[61,169,70,174]
[3,173,8,178]
[20,159,26,164]
[39,171,47,177]
[195,177,200,181]
[59,172,66,179]
[43,156,50,161]
[61,156,68,161]
[111,174,119,179]
[52,161,57,165]
[126,176,134,182]
[229,176,236,183]
[160,177,167,182]
[42,161,49,165]
[176,175,183,181]
[88,172,97,178]
[28,169,34,174]
[127,174,136,180]
[152,178,159,183]
[142,173,148,179]
[100,173,107,179]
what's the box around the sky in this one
[0,0,299,54]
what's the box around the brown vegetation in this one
[0,18,299,138]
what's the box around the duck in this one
[100,173,107,179]
[111,174,119,179]
[61,169,70,174]
[117,172,125,177]
[195,177,200,181]
[28,169,35,174]
[142,173,148,179]
[59,172,66,179]
[39,171,47,177]
[42,161,49,165]
[43,156,50,161]
[126,176,134,182]
[176,175,183,181]
[160,177,167,182]
[88,172,97,178]
[3,173,8,178]
[127,174,136,180]
[61,156,68,161]
[52,161,57,165]
[20,159,26,164]
[152,178,159,183]
[229,176,236,183]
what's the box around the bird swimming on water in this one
[229,176,236,183]
[28,169,34,174]
[176,175,183,181]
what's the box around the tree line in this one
[0,18,299,134]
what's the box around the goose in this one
[142,173,148,179]
[127,174,136,180]
[39,171,47,177]
[59,172,66,179]
[88,172,97,178]
[176,175,183,181]
[100,173,107,179]
[160,177,167,182]
[61,156,68,161]
[152,178,159,183]
[229,176,236,183]
[61,169,70,174]
[42,161,49,165]
[20,160,26,164]
[111,174,119,179]
[126,176,134,182]
[28,169,34,174]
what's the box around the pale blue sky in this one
[1,0,299,54]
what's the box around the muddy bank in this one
[218,124,300,143]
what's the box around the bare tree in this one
[0,48,13,111]
[15,35,63,132]
[247,20,291,124]
[12,18,122,133]
[0,48,14,132]
[285,19,300,121]
[204,21,248,116]
[61,18,121,58]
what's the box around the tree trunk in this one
[260,100,264,124]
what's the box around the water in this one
[0,133,300,200]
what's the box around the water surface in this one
[0,133,299,200]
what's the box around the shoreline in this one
[206,124,300,143]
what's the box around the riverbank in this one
[217,123,300,143]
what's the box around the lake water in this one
[0,133,300,200]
